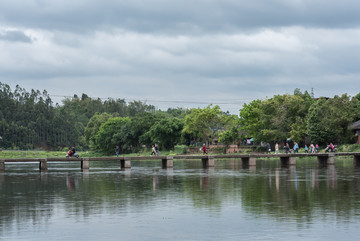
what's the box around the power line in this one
[49,94,255,106]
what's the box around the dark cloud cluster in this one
[1,0,360,34]
[0,30,32,43]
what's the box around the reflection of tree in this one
[1,162,360,235]
[240,167,360,223]
[182,172,222,210]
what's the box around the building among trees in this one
[349,120,360,144]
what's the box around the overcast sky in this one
[1,0,360,114]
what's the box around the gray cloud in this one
[0,30,32,43]
[1,0,360,34]
[1,1,360,114]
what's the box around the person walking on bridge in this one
[275,143,280,154]
[266,143,271,154]
[202,143,208,155]
[293,142,299,153]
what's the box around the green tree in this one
[306,94,358,145]
[239,89,313,144]
[183,105,227,144]
[127,100,155,117]
[218,126,240,146]
[94,117,131,153]
[218,114,241,146]
[84,112,116,148]
[239,99,263,142]
[260,92,312,143]
[145,117,184,150]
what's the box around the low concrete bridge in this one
[1,152,360,171]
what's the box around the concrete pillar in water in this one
[0,159,4,172]
[162,156,173,168]
[39,158,48,171]
[248,156,257,166]
[81,158,90,170]
[317,154,335,166]
[241,156,257,167]
[121,158,131,168]
[280,156,296,166]
[202,156,215,168]
[354,155,360,166]
[327,153,335,165]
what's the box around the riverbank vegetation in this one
[1,81,360,155]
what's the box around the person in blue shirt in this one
[293,142,299,153]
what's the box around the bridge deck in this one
[2,152,360,171]
[1,152,360,162]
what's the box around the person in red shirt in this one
[66,148,73,157]
[202,144,207,155]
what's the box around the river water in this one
[1,158,360,241]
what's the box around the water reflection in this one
[1,160,360,240]
[66,174,79,191]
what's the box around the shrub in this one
[338,144,360,152]
[210,146,226,154]
[174,145,187,155]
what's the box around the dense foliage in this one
[238,89,360,145]
[0,82,158,150]
[1,82,360,153]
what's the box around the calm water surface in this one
[1,158,360,240]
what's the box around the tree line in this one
[1,82,359,153]
[232,89,360,147]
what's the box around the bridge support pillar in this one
[39,159,48,171]
[241,156,257,166]
[162,156,173,168]
[280,156,296,167]
[202,156,215,168]
[317,154,335,166]
[0,160,4,172]
[354,155,360,166]
[121,158,131,169]
[81,158,90,170]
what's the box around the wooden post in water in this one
[121,157,131,168]
[0,159,4,172]
[81,158,90,170]
[162,156,173,168]
[39,158,48,171]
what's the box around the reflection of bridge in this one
[1,152,360,171]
